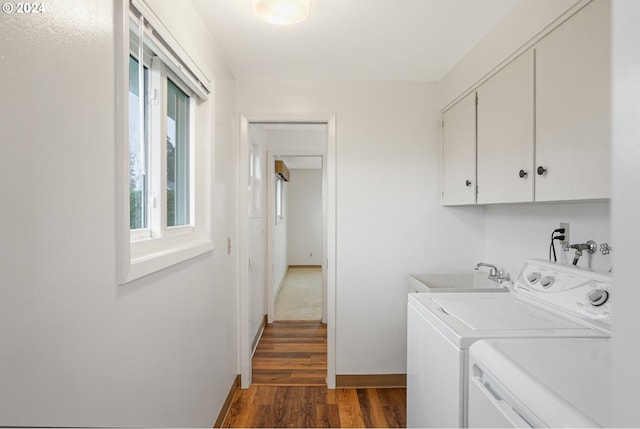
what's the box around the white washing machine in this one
[467,338,611,428]
[407,259,611,428]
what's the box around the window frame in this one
[116,0,214,284]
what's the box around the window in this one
[129,21,194,235]
[128,55,148,230]
[276,177,284,222]
[166,79,190,227]
[117,0,213,283]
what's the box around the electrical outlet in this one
[560,222,570,250]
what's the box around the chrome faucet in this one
[569,240,597,265]
[474,262,506,283]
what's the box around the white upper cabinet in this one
[535,0,610,201]
[440,0,610,206]
[442,92,476,206]
[477,50,535,204]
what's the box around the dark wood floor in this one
[222,321,407,428]
[252,321,327,386]
[222,385,406,428]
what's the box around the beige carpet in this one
[275,267,322,321]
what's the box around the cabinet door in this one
[442,92,476,205]
[477,50,534,204]
[535,0,610,201]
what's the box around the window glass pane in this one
[276,178,283,219]
[167,79,190,227]
[129,55,148,230]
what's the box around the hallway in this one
[222,322,406,428]
[275,267,323,321]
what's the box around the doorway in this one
[272,155,324,322]
[237,115,337,389]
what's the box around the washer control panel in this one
[513,259,612,326]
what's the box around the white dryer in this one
[467,338,611,428]
[406,259,611,428]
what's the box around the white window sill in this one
[121,236,213,283]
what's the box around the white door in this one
[477,50,534,204]
[248,131,267,349]
[442,92,477,205]
[535,0,610,201]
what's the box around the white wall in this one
[267,128,327,153]
[288,169,323,266]
[0,0,237,426]
[610,2,640,426]
[237,81,486,375]
[484,202,611,279]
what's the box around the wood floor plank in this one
[357,388,390,428]
[253,385,276,406]
[222,388,254,428]
[382,404,406,428]
[377,387,407,409]
[252,321,327,386]
[222,320,407,427]
[223,385,407,428]
[336,389,367,428]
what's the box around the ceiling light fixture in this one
[253,0,310,25]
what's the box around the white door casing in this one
[237,113,337,389]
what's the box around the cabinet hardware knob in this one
[465,180,472,187]
[537,166,547,176]
[519,169,528,178]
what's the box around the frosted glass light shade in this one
[253,0,310,25]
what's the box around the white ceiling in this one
[190,0,520,81]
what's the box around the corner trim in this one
[335,374,407,389]
[213,375,240,428]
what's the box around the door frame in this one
[237,113,337,389]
